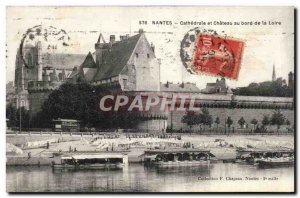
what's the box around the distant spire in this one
[97,33,106,43]
[272,64,276,82]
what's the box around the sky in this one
[6,6,294,89]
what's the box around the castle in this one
[14,29,294,132]
[14,41,86,110]
[200,77,231,94]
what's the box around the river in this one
[6,163,294,192]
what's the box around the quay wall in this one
[6,156,53,166]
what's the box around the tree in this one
[6,105,30,130]
[182,111,197,132]
[250,118,258,129]
[285,119,291,133]
[261,115,270,127]
[214,117,220,129]
[226,116,233,134]
[40,83,96,127]
[200,108,212,128]
[238,117,246,128]
[35,82,119,129]
[271,110,286,133]
[31,110,52,128]
[6,104,17,127]
[226,117,233,127]
[232,77,293,97]
[15,107,30,130]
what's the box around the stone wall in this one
[132,34,160,91]
[135,119,168,133]
[28,91,51,115]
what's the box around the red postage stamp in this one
[192,34,244,79]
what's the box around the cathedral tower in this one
[36,41,43,81]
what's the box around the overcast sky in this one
[6,6,294,89]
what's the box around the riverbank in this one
[6,134,294,165]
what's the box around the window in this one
[135,53,138,58]
[147,54,150,58]
[26,53,33,67]
[123,79,127,87]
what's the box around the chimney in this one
[110,35,115,44]
[138,28,144,34]
[120,35,126,41]
[181,82,184,88]
[166,81,169,88]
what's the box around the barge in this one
[140,148,216,167]
[52,151,129,170]
[235,148,294,167]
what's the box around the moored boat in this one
[235,148,294,167]
[140,148,216,167]
[52,151,129,170]
[256,158,294,168]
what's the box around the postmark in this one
[180,28,244,79]
[19,25,71,68]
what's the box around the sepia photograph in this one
[5,6,295,193]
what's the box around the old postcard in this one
[6,6,295,193]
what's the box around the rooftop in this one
[93,33,142,81]
[41,53,86,69]
[160,82,200,92]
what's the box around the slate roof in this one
[41,53,86,69]
[67,68,79,79]
[66,52,97,81]
[81,52,97,68]
[93,33,142,81]
[83,68,97,82]
[206,83,217,86]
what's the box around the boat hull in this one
[257,160,294,168]
[53,163,125,170]
[147,160,210,167]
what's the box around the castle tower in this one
[272,64,276,82]
[14,49,24,93]
[95,33,107,68]
[36,41,43,81]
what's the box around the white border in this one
[1,0,299,197]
